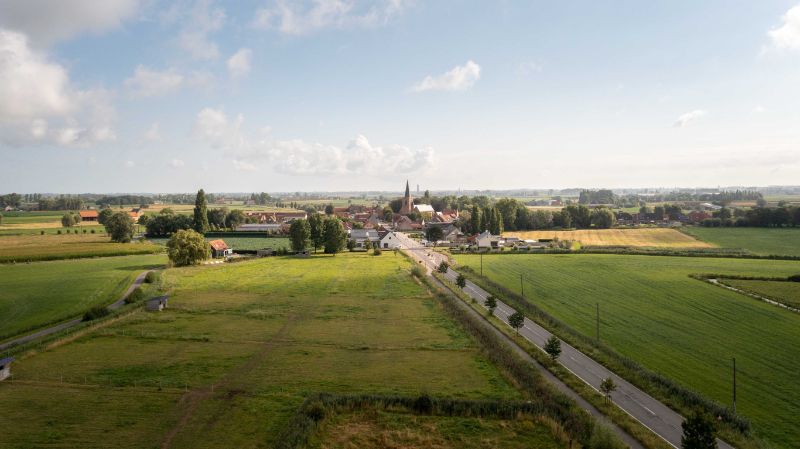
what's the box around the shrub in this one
[412,393,433,414]
[124,287,145,304]
[144,271,160,284]
[372,247,382,256]
[411,265,424,278]
[304,400,326,422]
[40,230,45,235]
[90,229,96,234]
[788,274,800,283]
[83,306,110,321]
[56,230,62,235]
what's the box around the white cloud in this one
[227,48,253,79]
[0,29,115,147]
[252,0,408,35]
[410,60,481,93]
[0,0,139,47]
[170,159,185,168]
[194,107,433,176]
[124,66,184,97]
[178,0,225,60]
[768,4,800,50]
[673,109,706,127]
[145,123,162,142]
[125,160,136,168]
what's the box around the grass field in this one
[0,234,163,262]
[0,254,167,341]
[722,279,800,310]
[148,236,290,251]
[681,227,800,256]
[504,228,712,248]
[0,253,562,448]
[453,253,800,448]
[310,409,564,449]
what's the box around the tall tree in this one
[681,410,718,449]
[104,212,135,243]
[167,229,210,266]
[322,217,347,254]
[289,219,311,252]
[470,205,482,234]
[308,213,324,253]
[425,226,444,246]
[193,189,210,233]
[508,311,525,334]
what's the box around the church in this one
[399,180,415,215]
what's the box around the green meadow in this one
[723,279,800,310]
[453,253,800,448]
[0,234,163,263]
[682,226,800,256]
[148,236,291,251]
[0,254,167,341]
[0,253,564,448]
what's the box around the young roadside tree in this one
[192,189,210,233]
[437,261,449,273]
[307,213,324,253]
[289,219,311,252]
[105,211,135,243]
[484,295,497,316]
[62,213,77,227]
[508,311,525,334]
[425,226,444,246]
[323,217,347,254]
[544,335,562,361]
[681,410,718,449]
[167,229,210,266]
[456,274,467,289]
[600,377,617,403]
[97,207,114,225]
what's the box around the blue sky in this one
[1,0,800,193]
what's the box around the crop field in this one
[310,409,563,449]
[148,236,291,251]
[0,234,163,263]
[722,279,800,309]
[504,228,712,248]
[0,253,563,448]
[0,254,167,341]
[681,227,800,256]
[453,253,800,447]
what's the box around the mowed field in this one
[0,253,561,448]
[504,228,712,248]
[0,254,167,341]
[453,253,800,448]
[148,236,291,251]
[681,227,800,256]
[723,279,800,310]
[0,234,163,262]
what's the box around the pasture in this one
[0,234,162,263]
[504,228,711,248]
[453,253,800,448]
[148,236,290,251]
[722,279,800,310]
[0,254,167,341]
[681,227,800,256]
[0,253,561,448]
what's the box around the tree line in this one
[702,205,800,228]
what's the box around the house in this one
[476,231,503,249]
[0,357,13,381]
[380,231,403,249]
[128,209,142,222]
[145,296,168,312]
[688,211,711,224]
[79,210,99,222]
[393,215,422,231]
[3,205,14,212]
[413,204,435,215]
[209,239,232,258]
[349,229,380,248]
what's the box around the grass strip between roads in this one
[448,265,766,449]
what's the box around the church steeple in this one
[404,180,410,198]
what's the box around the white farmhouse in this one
[380,231,403,249]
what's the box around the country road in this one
[396,232,732,449]
[0,270,153,352]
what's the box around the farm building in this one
[380,231,402,249]
[0,357,14,381]
[209,239,232,258]
[145,296,168,312]
[349,229,380,248]
[476,231,503,249]
[79,210,99,222]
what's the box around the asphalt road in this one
[396,233,732,449]
[0,270,153,352]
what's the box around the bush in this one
[411,265,425,278]
[82,306,110,321]
[124,287,145,304]
[412,393,433,414]
[372,247,382,256]
[304,400,326,422]
[56,230,62,234]
[144,271,160,284]
[788,274,800,283]
[40,230,45,235]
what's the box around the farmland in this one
[453,253,800,448]
[681,227,800,256]
[0,234,163,263]
[722,279,800,309]
[0,253,567,448]
[148,236,291,251]
[504,228,712,248]
[0,254,167,341]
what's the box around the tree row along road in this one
[395,232,732,449]
[0,270,153,352]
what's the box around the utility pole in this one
[733,357,737,415]
[596,303,600,343]
[480,252,483,276]
[520,274,524,298]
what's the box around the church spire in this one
[405,180,410,198]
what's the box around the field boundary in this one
[691,275,800,314]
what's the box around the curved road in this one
[0,270,153,352]
[397,233,732,449]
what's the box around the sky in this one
[1,0,800,193]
